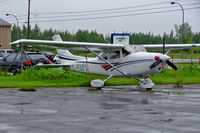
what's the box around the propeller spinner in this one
[148,54,178,71]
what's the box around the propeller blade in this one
[166,60,178,71]
[148,59,162,70]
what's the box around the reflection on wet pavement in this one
[0,85,200,133]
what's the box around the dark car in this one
[0,52,51,74]
[28,54,51,65]
[41,52,55,62]
[0,53,32,73]
[0,49,16,60]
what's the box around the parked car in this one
[0,53,32,74]
[28,54,51,65]
[41,52,55,62]
[0,52,51,74]
[0,49,15,60]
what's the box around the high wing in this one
[11,39,200,49]
[143,44,200,48]
[11,39,124,49]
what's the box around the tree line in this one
[11,23,200,44]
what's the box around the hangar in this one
[0,18,11,49]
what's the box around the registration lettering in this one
[71,64,88,72]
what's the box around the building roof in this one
[0,18,11,26]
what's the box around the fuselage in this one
[67,52,169,78]
[55,45,170,78]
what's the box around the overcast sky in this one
[0,0,200,36]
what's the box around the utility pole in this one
[162,34,166,54]
[20,34,24,72]
[27,0,31,39]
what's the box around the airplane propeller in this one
[166,60,178,71]
[148,59,162,70]
[148,59,178,71]
[148,34,178,71]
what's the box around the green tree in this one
[193,32,200,43]
[174,22,193,43]
[11,23,200,47]
[11,25,18,41]
[165,30,179,44]
[31,24,41,39]
[22,25,28,39]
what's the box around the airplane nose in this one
[148,53,178,71]
[148,54,171,71]
[160,54,178,71]
[160,54,170,61]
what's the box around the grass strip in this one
[0,64,200,88]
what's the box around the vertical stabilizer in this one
[52,34,85,64]
[52,34,63,41]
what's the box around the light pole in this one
[6,13,19,40]
[171,1,185,59]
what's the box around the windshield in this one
[124,45,147,53]
[5,53,28,62]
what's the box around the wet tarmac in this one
[0,85,200,133]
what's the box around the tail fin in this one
[56,49,85,61]
[52,34,85,63]
[52,34,74,57]
[52,34,63,41]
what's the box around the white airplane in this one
[11,35,200,90]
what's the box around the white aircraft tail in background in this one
[52,34,87,64]
[52,34,63,41]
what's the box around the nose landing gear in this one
[139,78,154,90]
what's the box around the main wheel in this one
[146,88,152,91]
[13,69,21,75]
[91,79,104,88]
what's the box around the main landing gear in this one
[90,75,113,90]
[91,79,104,90]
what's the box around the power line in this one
[4,1,171,18]
[36,1,171,15]
[4,2,200,22]
[25,3,200,20]
[19,6,200,23]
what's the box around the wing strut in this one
[85,47,144,83]
[86,47,128,76]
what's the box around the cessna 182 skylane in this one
[11,35,200,90]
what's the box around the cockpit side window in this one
[99,52,108,60]
[100,50,121,60]
[122,48,130,57]
[109,50,120,59]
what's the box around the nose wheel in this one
[139,78,155,90]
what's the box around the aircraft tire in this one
[146,88,152,91]
[13,69,21,75]
[96,87,102,90]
